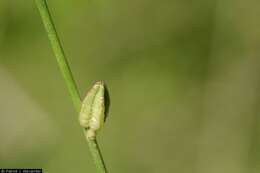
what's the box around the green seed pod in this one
[79,81,110,138]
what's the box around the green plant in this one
[35,0,109,172]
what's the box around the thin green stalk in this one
[35,1,108,173]
[35,0,81,112]
[86,135,108,173]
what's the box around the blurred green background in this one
[0,0,260,172]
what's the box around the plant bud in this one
[79,81,110,138]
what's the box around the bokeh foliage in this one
[0,0,260,173]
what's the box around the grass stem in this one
[86,135,108,173]
[35,1,108,172]
[35,0,81,112]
